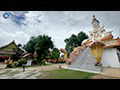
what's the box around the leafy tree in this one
[64,31,89,57]
[60,54,64,58]
[22,36,37,55]
[35,35,54,62]
[50,48,60,60]
[17,43,22,47]
[10,44,23,61]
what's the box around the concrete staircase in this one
[67,47,101,73]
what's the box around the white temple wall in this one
[101,47,120,68]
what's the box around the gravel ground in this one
[1,62,120,79]
[0,63,67,79]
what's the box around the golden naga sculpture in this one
[59,48,68,61]
[89,40,105,66]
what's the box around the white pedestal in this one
[101,47,120,68]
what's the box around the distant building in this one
[22,53,36,66]
[0,40,24,62]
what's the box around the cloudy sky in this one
[0,11,120,51]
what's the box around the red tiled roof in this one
[22,53,35,59]
[104,38,120,48]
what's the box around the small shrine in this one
[60,15,120,73]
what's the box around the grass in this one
[9,70,21,76]
[0,63,98,79]
[0,70,12,75]
[11,63,51,69]
[36,69,97,79]
[24,70,38,78]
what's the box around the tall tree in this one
[64,31,89,57]
[35,35,54,62]
[50,48,60,60]
[22,36,37,55]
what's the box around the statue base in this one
[101,47,120,68]
[65,47,102,74]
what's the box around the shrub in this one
[11,62,16,68]
[61,60,65,63]
[42,59,46,65]
[15,61,19,66]
[6,61,20,68]
[18,59,27,66]
[32,59,38,64]
[6,63,11,68]
[50,60,54,63]
[38,62,42,65]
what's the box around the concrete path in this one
[100,67,120,78]
[0,68,41,79]
[0,62,7,68]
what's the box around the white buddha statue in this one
[82,15,113,46]
[89,14,113,41]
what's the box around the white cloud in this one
[0,11,120,51]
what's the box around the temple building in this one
[0,40,25,62]
[62,15,120,73]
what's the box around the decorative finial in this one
[91,14,100,24]
[93,14,95,19]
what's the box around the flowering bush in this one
[49,59,57,63]
[53,59,57,63]
[48,58,66,63]
[48,59,52,62]
[6,61,19,68]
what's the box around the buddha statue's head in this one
[91,15,100,28]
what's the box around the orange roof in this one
[104,38,120,48]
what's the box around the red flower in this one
[48,59,51,62]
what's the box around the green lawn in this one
[36,69,97,79]
[0,70,12,75]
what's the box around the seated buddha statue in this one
[82,15,113,46]
[90,14,113,41]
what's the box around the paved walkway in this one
[0,62,7,68]
[100,67,120,78]
[0,68,41,79]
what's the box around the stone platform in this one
[65,47,101,73]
